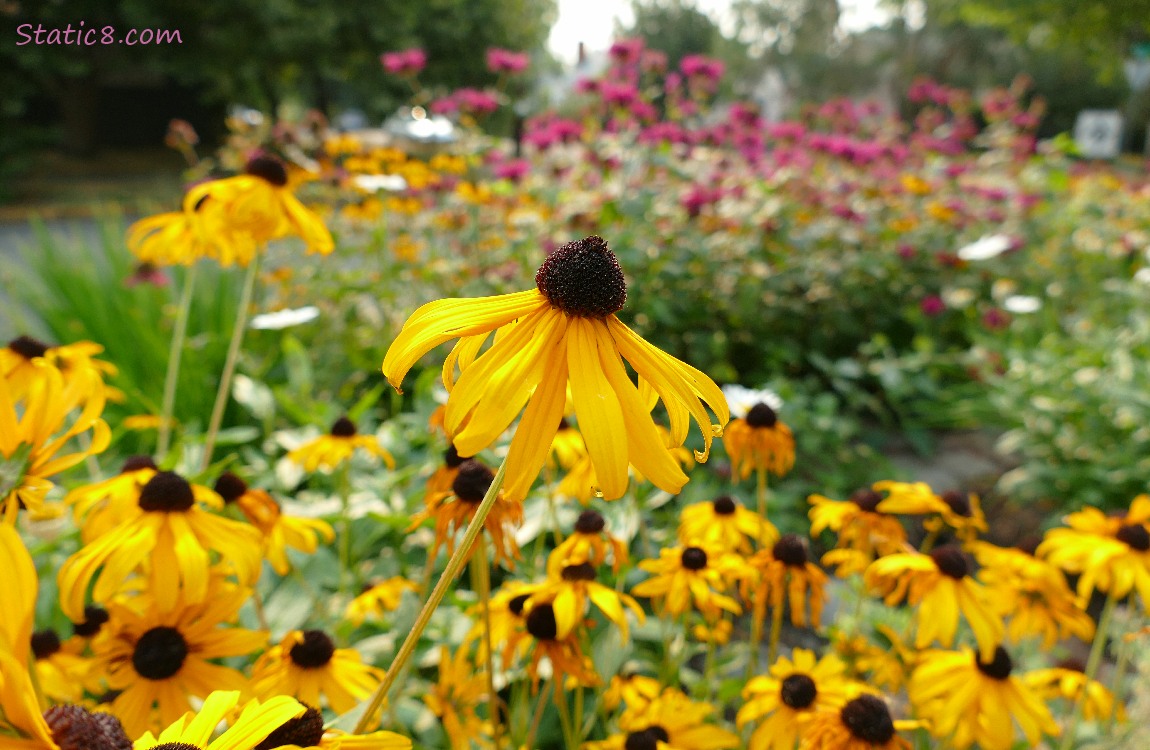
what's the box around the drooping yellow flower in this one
[381,235,728,502]
[1023,666,1125,723]
[909,646,1060,750]
[131,690,305,750]
[602,673,662,714]
[126,208,215,267]
[829,626,912,692]
[214,472,335,575]
[0,524,36,660]
[547,508,629,575]
[808,488,907,575]
[873,481,988,543]
[58,470,263,620]
[504,597,599,688]
[971,541,1094,648]
[590,688,739,750]
[738,649,854,750]
[864,545,1004,661]
[632,541,745,619]
[93,585,267,737]
[409,458,524,567]
[679,494,777,553]
[722,402,794,480]
[346,577,418,625]
[65,455,158,542]
[530,561,644,639]
[745,534,828,628]
[1,361,110,522]
[288,416,396,473]
[1,336,119,408]
[250,630,384,714]
[798,693,915,750]
[423,646,492,750]
[179,154,334,267]
[548,417,586,470]
[30,629,90,703]
[1038,495,1150,605]
[424,444,468,504]
[466,580,540,664]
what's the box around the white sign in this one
[1073,110,1124,159]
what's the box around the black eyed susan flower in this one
[215,472,335,576]
[31,629,90,703]
[809,488,907,575]
[424,444,469,504]
[602,672,662,714]
[0,523,36,659]
[745,534,829,628]
[424,646,492,750]
[250,629,384,714]
[549,416,586,471]
[532,561,645,639]
[1038,495,1150,604]
[547,509,629,575]
[737,649,853,750]
[92,585,266,737]
[381,235,729,502]
[829,626,912,693]
[409,458,524,567]
[909,646,1060,750]
[721,385,794,480]
[65,455,158,542]
[1,336,119,408]
[1,362,110,522]
[132,690,306,750]
[679,494,778,554]
[632,541,745,619]
[864,545,1004,661]
[288,416,395,473]
[1023,664,1125,723]
[126,200,215,267]
[181,154,334,267]
[600,688,739,750]
[505,597,600,688]
[971,541,1095,648]
[346,576,419,625]
[57,470,263,620]
[798,693,915,750]
[254,703,412,749]
[873,481,988,543]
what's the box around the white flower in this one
[353,174,409,192]
[1134,268,1150,286]
[957,234,1012,261]
[722,384,783,419]
[1003,295,1041,314]
[250,306,320,330]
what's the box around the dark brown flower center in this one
[137,471,196,512]
[73,605,110,638]
[975,646,1013,680]
[329,416,357,437]
[940,490,972,517]
[32,629,62,659]
[681,546,708,570]
[561,562,597,582]
[745,403,778,428]
[289,630,336,668]
[508,593,530,616]
[213,471,248,503]
[535,235,627,318]
[850,488,883,513]
[120,455,157,474]
[712,495,738,515]
[453,460,495,503]
[8,335,50,360]
[930,545,970,579]
[526,603,559,640]
[444,444,467,468]
[575,509,606,534]
[840,694,896,744]
[150,745,201,750]
[780,673,818,709]
[132,626,188,680]
[624,726,670,750]
[253,706,325,749]
[43,705,132,750]
[245,154,289,187]
[773,534,809,567]
[1117,524,1150,552]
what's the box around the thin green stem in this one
[475,535,502,750]
[524,680,553,750]
[201,255,260,471]
[702,628,718,704]
[918,526,941,555]
[555,684,577,750]
[767,580,786,666]
[353,459,507,734]
[747,589,765,679]
[1059,593,1117,750]
[157,263,198,459]
[1108,629,1131,732]
[755,466,769,524]
[339,461,354,596]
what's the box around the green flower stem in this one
[755,466,769,522]
[747,594,765,681]
[524,679,553,750]
[767,579,786,666]
[354,458,507,734]
[201,255,260,472]
[157,263,198,459]
[555,684,577,750]
[338,461,354,596]
[1059,592,1117,750]
[473,534,503,750]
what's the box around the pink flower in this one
[493,158,530,182]
[608,38,644,65]
[381,48,427,77]
[982,308,1011,330]
[454,88,500,116]
[641,49,668,72]
[125,262,169,288]
[920,296,945,317]
[486,48,529,75]
[680,54,724,81]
